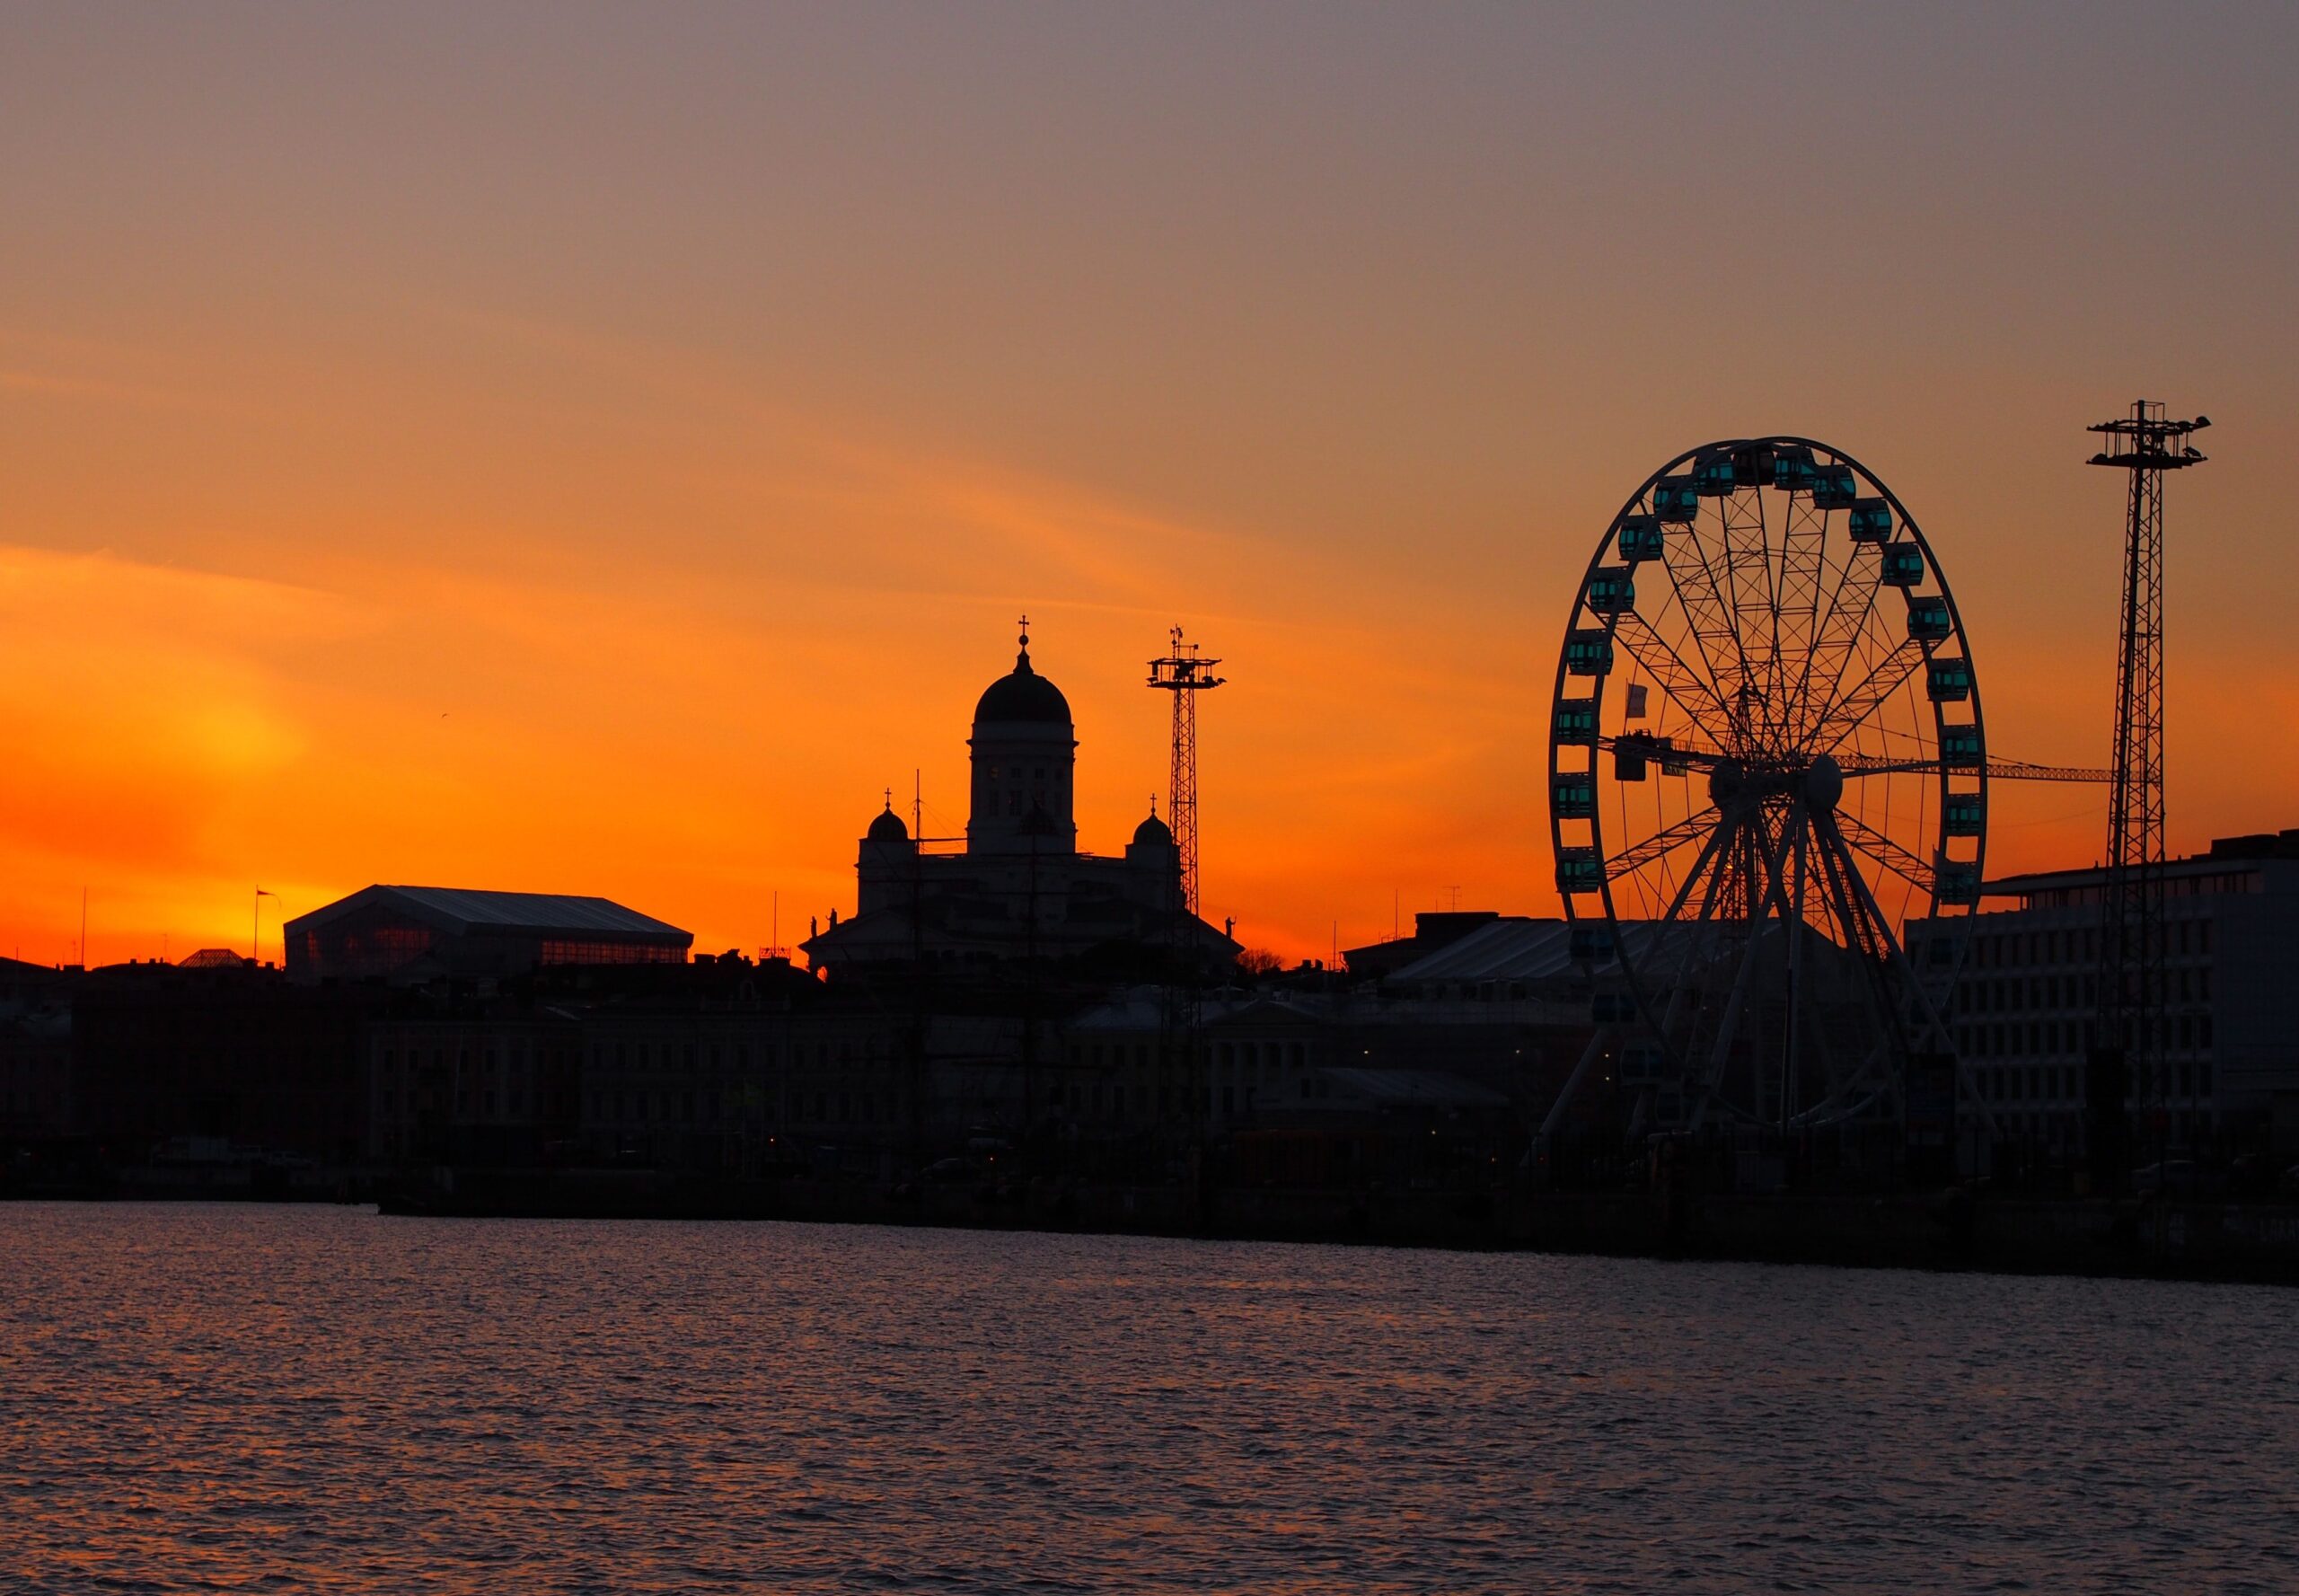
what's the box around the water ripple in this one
[2,1204,2295,1592]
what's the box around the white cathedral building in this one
[800,626,1241,975]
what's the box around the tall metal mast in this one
[2086,401,2207,1177]
[1148,627,1225,917]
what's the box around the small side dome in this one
[868,805,911,844]
[1132,810,1174,847]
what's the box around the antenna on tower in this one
[2086,399,2207,1187]
[1147,625,1226,917]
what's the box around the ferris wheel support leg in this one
[1783,809,1811,1133]
[1537,1026,1612,1142]
[1618,817,1734,1072]
[1811,826,1922,1119]
[1743,802,1819,1132]
[1688,816,1796,1133]
[1650,823,1740,1124]
[1819,816,2003,1144]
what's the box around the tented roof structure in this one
[289,886,688,942]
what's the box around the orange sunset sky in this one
[4,4,2295,967]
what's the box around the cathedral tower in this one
[967,620,1077,855]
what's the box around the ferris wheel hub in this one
[1803,753,1844,813]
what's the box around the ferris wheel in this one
[1546,437,1998,1133]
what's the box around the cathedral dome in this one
[867,805,911,843]
[1132,811,1174,847]
[973,624,1071,727]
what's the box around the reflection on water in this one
[3,1204,2295,1592]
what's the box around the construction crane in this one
[2086,401,2208,1185]
[1147,626,1225,917]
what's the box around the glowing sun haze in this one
[4,3,2295,966]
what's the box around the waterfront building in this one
[284,885,691,983]
[364,1008,584,1165]
[71,960,383,1166]
[1925,828,2299,1151]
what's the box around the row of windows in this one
[379,1088,575,1119]
[2023,872,2261,909]
[1955,967,2211,1016]
[587,1087,903,1128]
[1410,982,1532,1001]
[1979,1108,2221,1143]
[1974,1060,2215,1103]
[377,1042,573,1074]
[1965,918,2215,968]
[1069,1042,1156,1070]
[1959,1013,2214,1060]
[587,1038,897,1071]
[1214,1079,1337,1115]
[537,940,685,966]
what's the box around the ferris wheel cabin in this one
[1847,498,1894,542]
[1586,568,1635,613]
[1770,445,1819,491]
[1942,792,1985,836]
[1565,630,1615,675]
[1880,543,1927,586]
[1907,595,1952,639]
[1811,462,1858,508]
[1652,477,1699,523]
[1555,698,1599,743]
[1615,516,1665,561]
[1927,657,1974,701]
[1555,847,1602,894]
[1934,861,1981,905]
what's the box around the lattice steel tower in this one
[1148,627,1225,916]
[2086,401,2207,1160]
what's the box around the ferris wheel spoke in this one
[1656,501,1752,721]
[1610,612,1737,747]
[1772,494,1830,712]
[1725,487,1791,745]
[1606,805,1722,884]
[1787,545,1885,746]
[1810,636,1927,753]
[1830,809,1936,896]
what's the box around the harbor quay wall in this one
[351,1168,2299,1283]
